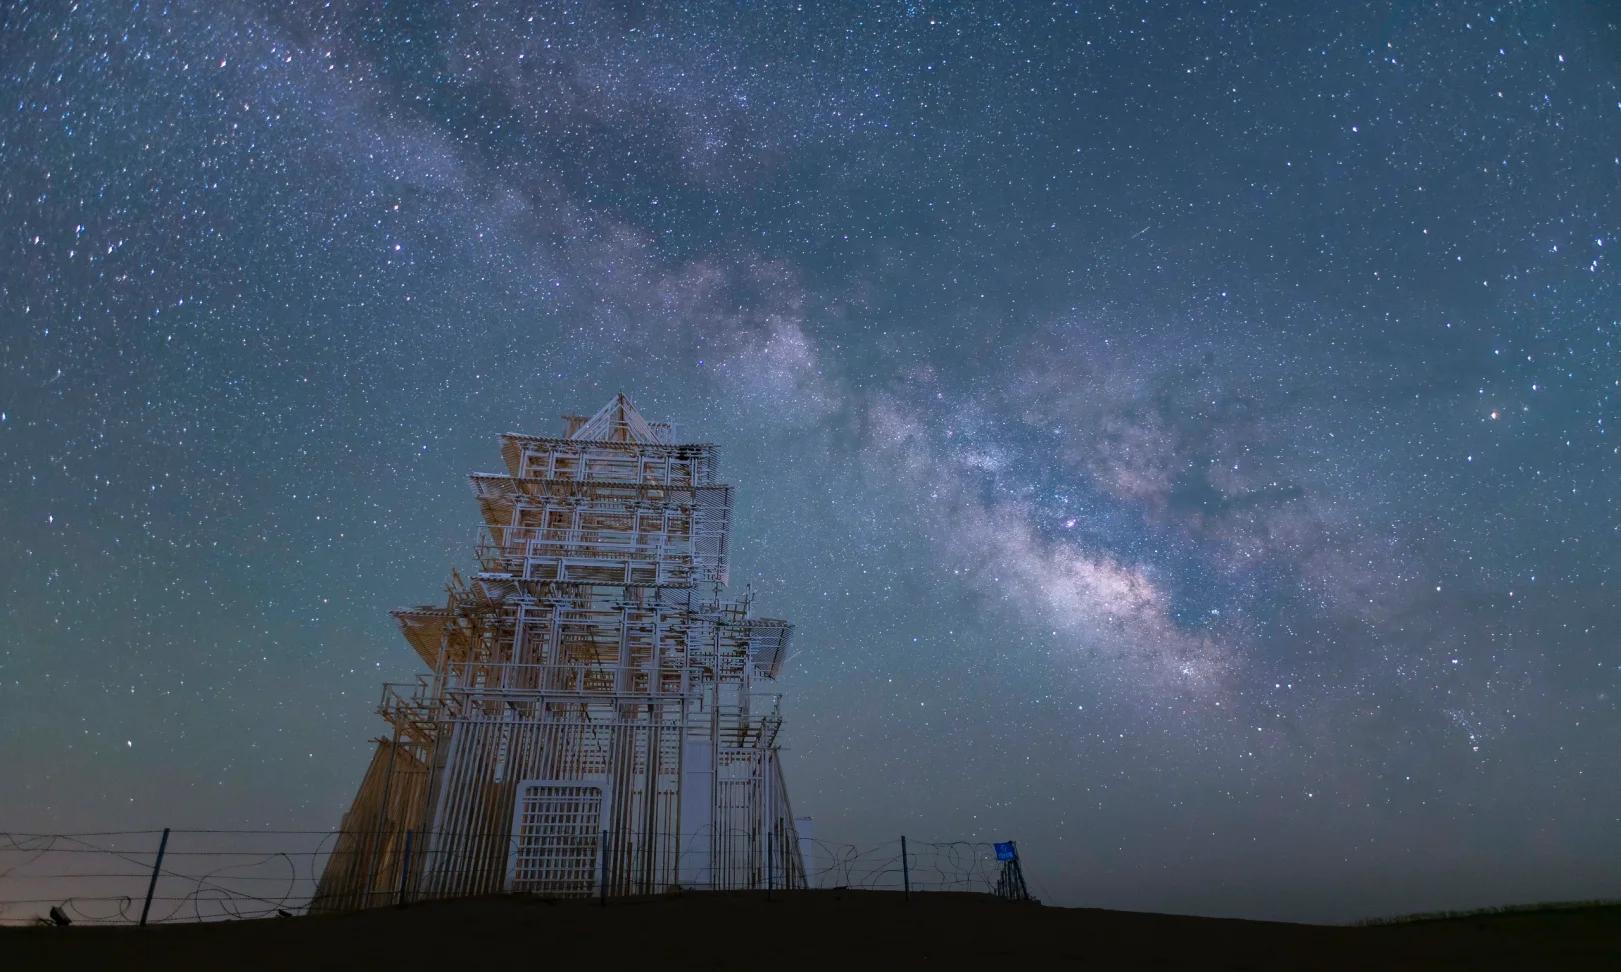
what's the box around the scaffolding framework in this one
[316,395,806,908]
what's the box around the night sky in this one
[3,1,1619,922]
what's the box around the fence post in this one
[900,835,910,901]
[396,830,414,906]
[139,827,171,927]
[599,829,609,907]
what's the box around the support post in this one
[1010,841,1029,901]
[767,828,774,900]
[396,830,414,906]
[139,827,170,927]
[600,829,609,907]
[900,835,910,901]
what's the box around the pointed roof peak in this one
[569,392,667,443]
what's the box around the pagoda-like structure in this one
[315,395,805,908]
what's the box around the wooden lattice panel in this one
[507,781,606,896]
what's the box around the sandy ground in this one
[7,890,1619,970]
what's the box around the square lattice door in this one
[506,780,608,895]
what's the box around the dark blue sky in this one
[1,1,1618,921]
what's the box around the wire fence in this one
[0,828,1029,927]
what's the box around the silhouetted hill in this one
[8,890,1620,970]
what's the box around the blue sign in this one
[994,841,1016,861]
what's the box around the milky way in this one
[1,1,1618,921]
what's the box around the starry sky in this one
[2,1,1619,923]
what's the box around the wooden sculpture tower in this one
[315,394,805,908]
